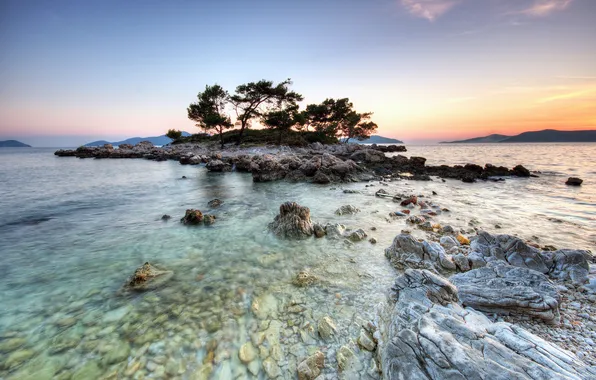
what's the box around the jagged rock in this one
[238,342,257,364]
[456,234,470,245]
[335,205,360,215]
[207,199,223,208]
[385,233,456,272]
[347,229,367,242]
[378,269,596,380]
[375,189,391,197]
[180,209,203,225]
[251,154,288,182]
[451,262,561,323]
[161,214,171,221]
[441,225,455,234]
[336,345,362,372]
[126,262,173,291]
[350,149,386,163]
[297,351,325,380]
[439,235,459,250]
[565,177,583,186]
[293,270,317,287]
[313,223,326,238]
[269,202,314,239]
[400,196,418,206]
[318,316,337,340]
[452,253,471,272]
[312,171,330,184]
[469,231,591,284]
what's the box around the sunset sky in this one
[1,0,595,146]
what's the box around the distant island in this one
[85,132,191,147]
[355,135,403,144]
[441,129,596,143]
[0,140,31,147]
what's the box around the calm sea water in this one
[0,144,594,379]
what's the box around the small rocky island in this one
[54,140,533,184]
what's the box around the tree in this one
[341,112,378,143]
[166,129,182,141]
[187,84,233,148]
[302,98,378,143]
[262,104,302,144]
[229,79,302,145]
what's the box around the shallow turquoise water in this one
[0,144,594,379]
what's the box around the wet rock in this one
[126,262,173,291]
[207,199,223,208]
[297,351,325,380]
[512,164,531,177]
[451,262,561,323]
[269,202,314,239]
[238,342,257,364]
[293,270,317,287]
[335,204,360,215]
[262,357,281,378]
[385,233,456,273]
[375,189,391,198]
[160,214,171,221]
[565,177,583,186]
[369,237,377,244]
[318,316,337,340]
[71,361,101,380]
[400,195,418,206]
[4,349,35,370]
[313,223,326,238]
[203,214,216,225]
[181,209,203,225]
[0,337,27,353]
[347,228,367,242]
[406,215,426,224]
[103,341,131,364]
[378,269,595,380]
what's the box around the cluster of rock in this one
[54,141,537,184]
[180,209,217,225]
[268,202,370,243]
[377,269,596,380]
[378,227,596,378]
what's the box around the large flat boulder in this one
[378,269,595,380]
[451,262,561,324]
[384,233,456,273]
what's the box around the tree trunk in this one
[236,121,246,146]
[220,130,225,149]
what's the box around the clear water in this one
[0,144,594,379]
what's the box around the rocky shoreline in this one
[54,141,533,183]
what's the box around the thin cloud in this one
[401,0,462,21]
[537,89,595,103]
[447,97,476,103]
[515,0,573,17]
[557,76,596,80]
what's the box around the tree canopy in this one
[229,79,303,145]
[187,84,233,148]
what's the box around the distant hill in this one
[0,140,31,147]
[441,134,510,144]
[85,132,191,147]
[355,135,404,144]
[501,129,596,143]
[441,130,596,144]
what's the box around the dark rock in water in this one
[483,163,511,177]
[313,223,326,238]
[181,176,187,179]
[451,262,561,324]
[203,214,216,225]
[181,209,203,225]
[565,177,583,186]
[511,164,531,177]
[378,269,596,380]
[269,202,314,239]
[126,262,173,291]
[208,199,223,208]
[161,214,171,221]
[461,172,476,183]
[400,196,417,206]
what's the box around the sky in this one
[0,0,595,146]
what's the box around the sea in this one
[0,143,594,379]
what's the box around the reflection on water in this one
[0,144,594,379]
